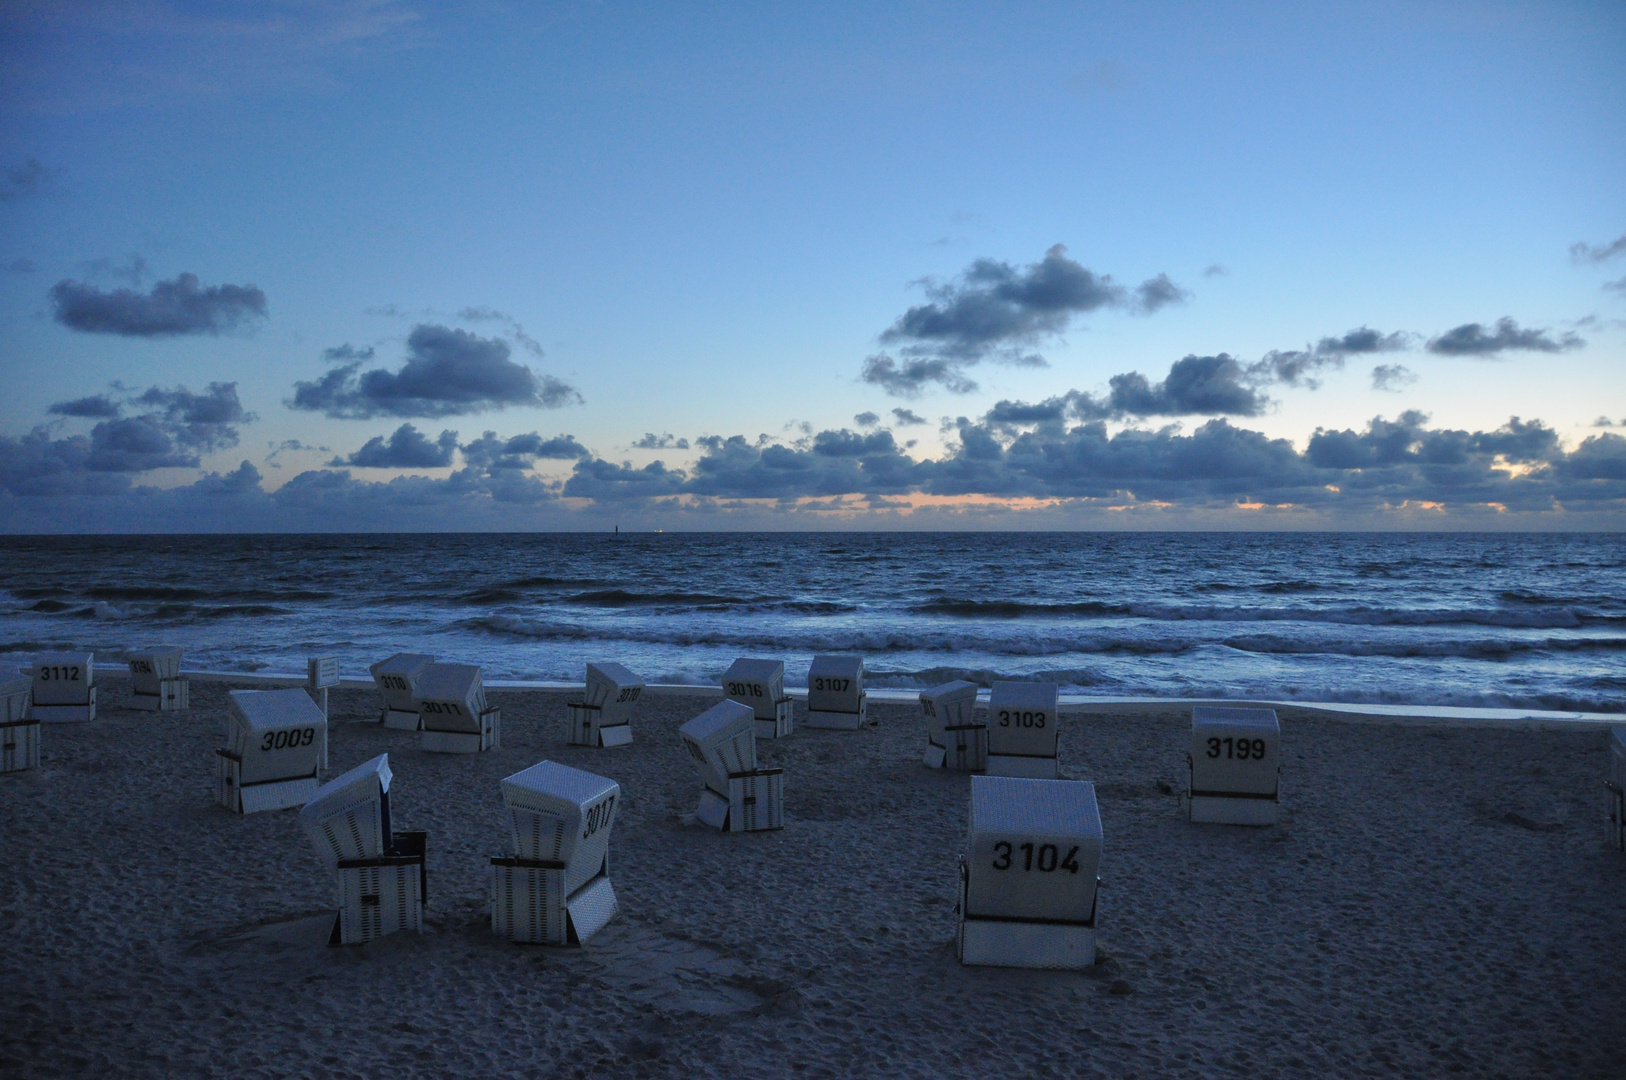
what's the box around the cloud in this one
[322,343,375,362]
[546,409,1622,518]
[131,383,256,452]
[1606,277,1626,295]
[289,323,582,418]
[462,431,591,470]
[335,424,458,469]
[1135,273,1190,313]
[1,159,55,201]
[631,432,690,450]
[891,408,928,426]
[1077,354,1270,418]
[861,354,978,396]
[456,306,545,357]
[1203,264,1227,278]
[853,412,880,428]
[1426,318,1584,356]
[1570,235,1626,264]
[1246,326,1409,389]
[49,272,268,337]
[48,394,122,419]
[869,244,1186,394]
[7,259,37,274]
[1371,364,1417,392]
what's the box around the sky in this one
[1,0,1623,531]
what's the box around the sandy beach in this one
[1,678,1622,1080]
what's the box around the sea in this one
[1,532,1622,713]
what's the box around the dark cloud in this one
[1245,327,1409,389]
[869,245,1186,394]
[48,394,122,419]
[1,159,54,201]
[49,272,268,337]
[322,343,375,362]
[1079,354,1269,418]
[289,323,581,418]
[1593,417,1615,428]
[131,383,255,452]
[7,259,37,274]
[455,306,545,357]
[1203,264,1227,278]
[1570,235,1626,264]
[561,458,689,504]
[1371,364,1417,392]
[632,432,690,450]
[1135,273,1190,313]
[1426,318,1583,356]
[891,408,928,426]
[1606,277,1626,295]
[861,354,978,397]
[462,431,590,470]
[335,424,459,469]
[83,418,199,472]
[853,412,880,428]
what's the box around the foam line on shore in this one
[42,663,1626,729]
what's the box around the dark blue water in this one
[2,533,1622,711]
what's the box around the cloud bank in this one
[50,273,268,337]
[1426,318,1583,356]
[290,323,582,418]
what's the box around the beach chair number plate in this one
[421,701,465,716]
[261,728,318,751]
[615,687,641,703]
[1206,738,1269,760]
[812,677,851,692]
[726,681,765,699]
[996,710,1048,729]
[583,796,615,838]
[992,842,1082,874]
[38,665,83,682]
[379,675,411,691]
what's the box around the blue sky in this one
[1,1,1622,530]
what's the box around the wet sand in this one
[1,680,1622,1079]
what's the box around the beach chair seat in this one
[1187,706,1281,826]
[370,652,433,730]
[128,647,188,712]
[567,662,644,747]
[300,754,426,945]
[958,775,1101,970]
[217,688,326,814]
[681,700,783,832]
[1,676,39,772]
[805,654,866,730]
[31,652,96,722]
[490,760,621,944]
[414,662,500,753]
[986,681,1059,779]
[723,658,793,739]
[921,681,982,769]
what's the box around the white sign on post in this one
[920,681,984,770]
[369,652,434,730]
[128,646,188,712]
[722,657,793,739]
[31,652,96,722]
[305,656,339,769]
[679,699,782,832]
[1188,706,1281,826]
[805,655,866,730]
[414,662,500,754]
[490,760,621,945]
[568,662,645,748]
[1,676,38,772]
[299,754,425,945]
[217,688,327,814]
[1605,727,1625,852]
[986,682,1059,779]
[958,774,1101,970]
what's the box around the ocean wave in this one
[911,599,1133,618]
[911,596,1614,629]
[1222,633,1626,660]
[565,589,754,608]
